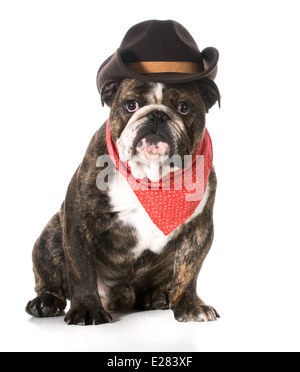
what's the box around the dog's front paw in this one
[64,305,112,325]
[172,295,220,322]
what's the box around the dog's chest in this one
[108,173,173,257]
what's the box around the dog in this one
[26,77,220,325]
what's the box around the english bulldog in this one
[26,77,220,325]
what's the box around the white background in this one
[0,0,300,352]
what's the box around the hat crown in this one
[96,20,219,93]
[119,20,202,64]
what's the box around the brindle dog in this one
[26,78,220,325]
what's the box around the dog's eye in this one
[126,100,139,113]
[178,102,190,115]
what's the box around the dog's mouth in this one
[133,134,171,160]
[128,132,178,182]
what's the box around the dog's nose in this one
[147,110,169,124]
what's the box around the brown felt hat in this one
[96,20,219,93]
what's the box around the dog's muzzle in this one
[132,110,173,158]
[116,104,186,163]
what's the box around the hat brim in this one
[96,47,219,93]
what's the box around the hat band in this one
[126,61,204,75]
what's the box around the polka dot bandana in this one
[106,120,213,235]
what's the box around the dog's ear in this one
[100,80,121,107]
[198,78,221,113]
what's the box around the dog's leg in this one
[170,170,220,322]
[62,200,112,325]
[63,237,113,325]
[170,225,219,322]
[26,212,67,317]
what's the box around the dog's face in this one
[102,78,219,181]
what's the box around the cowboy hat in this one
[96,20,219,93]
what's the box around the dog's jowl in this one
[26,20,221,325]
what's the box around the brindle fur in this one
[26,78,220,325]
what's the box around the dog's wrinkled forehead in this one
[120,80,164,104]
[114,79,196,107]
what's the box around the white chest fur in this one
[108,171,210,258]
[108,173,173,257]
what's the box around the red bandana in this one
[106,120,213,235]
